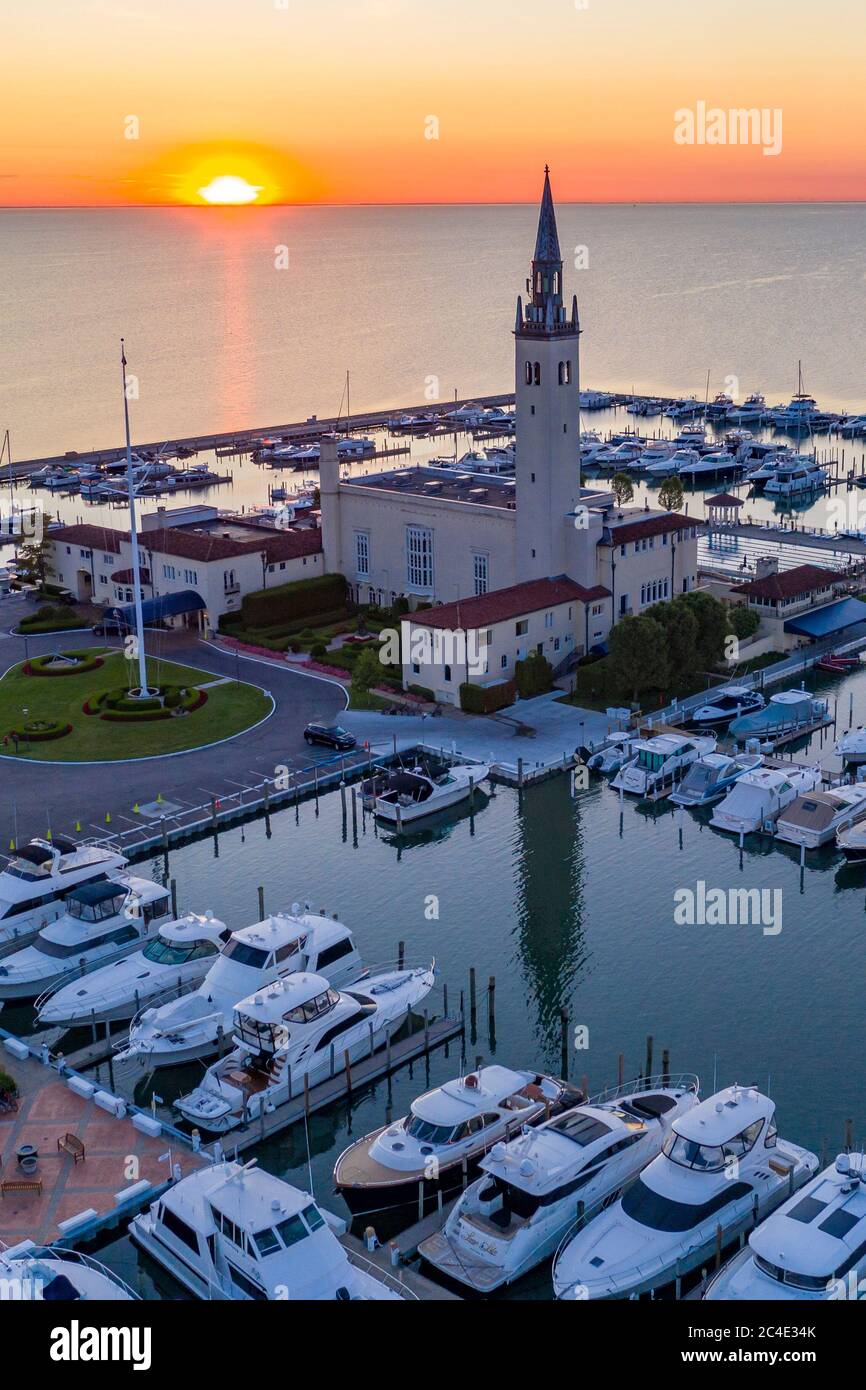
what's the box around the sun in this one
[197,174,263,205]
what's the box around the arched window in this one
[525,361,533,385]
[558,362,565,385]
[533,362,541,385]
[535,271,542,294]
[553,271,560,295]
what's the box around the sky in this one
[1,0,864,206]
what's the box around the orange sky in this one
[1,0,864,206]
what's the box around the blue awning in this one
[109,589,206,626]
[784,596,866,638]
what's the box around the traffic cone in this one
[105,811,111,824]
[133,803,139,814]
[74,821,81,832]
[9,839,15,852]
[46,829,52,841]
[156,792,163,804]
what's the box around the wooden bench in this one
[1,1178,43,1197]
[58,1133,86,1164]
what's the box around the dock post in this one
[303,1072,310,1117]
[351,787,358,839]
[845,1117,854,1151]
[368,1019,375,1058]
[344,1049,353,1093]
[714,1222,723,1269]
[393,734,397,757]
[662,1048,670,1086]
[469,968,477,1038]
[469,775,474,810]
[329,1043,335,1079]
[90,1007,97,1045]
[462,1154,468,1190]
[617,1053,624,1087]
[423,1009,430,1053]
[340,780,346,816]
[517,757,524,789]
[418,1181,424,1222]
[257,885,265,919]
[560,1007,569,1080]
[211,797,218,833]
[442,982,448,1017]
[487,975,496,1047]
[262,778,270,813]
[170,877,178,917]
[217,1023,225,1058]
[398,940,405,969]
[386,1028,391,1074]
[645,1035,654,1080]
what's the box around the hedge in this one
[515,652,553,699]
[459,680,516,714]
[408,683,435,701]
[5,720,73,743]
[100,691,208,722]
[86,685,207,721]
[239,573,347,630]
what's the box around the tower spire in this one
[516,166,577,337]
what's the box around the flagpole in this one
[121,339,151,696]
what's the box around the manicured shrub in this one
[459,680,516,714]
[240,573,346,630]
[309,642,328,661]
[5,719,73,743]
[24,651,104,677]
[515,651,553,699]
[408,683,435,701]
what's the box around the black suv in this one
[303,722,357,751]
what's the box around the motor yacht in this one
[684,686,764,730]
[419,1074,699,1294]
[552,1084,818,1300]
[174,964,435,1134]
[742,447,789,486]
[764,457,827,497]
[579,390,613,410]
[665,398,703,420]
[610,733,716,800]
[771,394,819,432]
[117,908,363,1068]
[728,392,767,423]
[709,765,821,835]
[677,450,740,480]
[335,1066,584,1217]
[589,442,643,470]
[669,752,763,808]
[0,836,128,955]
[373,762,489,826]
[35,910,232,1027]
[706,392,734,420]
[0,875,172,1002]
[644,448,699,478]
[629,443,676,473]
[704,1153,866,1301]
[835,726,866,771]
[130,1160,411,1300]
[444,403,486,427]
[0,1241,137,1301]
[836,822,866,862]
[775,784,866,850]
[336,436,375,458]
[729,690,828,742]
[585,732,642,775]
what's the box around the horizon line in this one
[1,198,865,211]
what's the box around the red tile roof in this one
[409,576,610,630]
[262,529,323,563]
[705,492,744,507]
[600,511,693,545]
[732,563,840,603]
[49,524,123,554]
[141,525,322,564]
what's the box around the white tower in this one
[515,167,581,581]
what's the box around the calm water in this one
[2,203,865,464]
[17,655,858,1299]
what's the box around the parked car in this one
[303,722,356,751]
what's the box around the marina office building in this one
[319,169,698,699]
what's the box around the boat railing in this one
[118,983,222,1051]
[343,1248,420,1300]
[0,1241,140,1299]
[585,1072,699,1109]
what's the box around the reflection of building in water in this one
[512,776,589,1067]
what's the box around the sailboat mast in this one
[120,340,151,696]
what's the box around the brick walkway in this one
[0,1050,205,1247]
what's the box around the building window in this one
[406,525,433,590]
[443,664,452,683]
[500,654,508,669]
[554,637,561,652]
[162,564,176,580]
[224,569,236,592]
[472,553,488,596]
[515,619,528,636]
[524,362,532,385]
[355,531,370,578]
[544,611,553,629]
[533,362,541,385]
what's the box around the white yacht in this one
[835,726,866,770]
[704,1153,866,1301]
[336,436,375,458]
[36,910,232,1027]
[770,394,819,431]
[775,784,866,850]
[706,392,733,419]
[764,457,827,496]
[677,450,740,480]
[0,836,128,955]
[130,1160,411,1300]
[644,448,699,478]
[611,733,716,800]
[685,686,764,730]
[669,752,763,808]
[0,876,172,1002]
[175,964,436,1134]
[444,402,486,427]
[335,1066,584,1217]
[709,765,821,835]
[552,1084,818,1300]
[419,1075,700,1294]
[117,908,362,1068]
[579,390,613,410]
[729,392,767,423]
[374,762,488,826]
[0,1241,137,1301]
[586,732,642,775]
[729,689,828,742]
[590,442,643,469]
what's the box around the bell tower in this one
[515,167,582,581]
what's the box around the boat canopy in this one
[783,596,866,638]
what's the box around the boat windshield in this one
[223,940,268,968]
[405,1114,455,1145]
[637,751,666,772]
[33,924,140,958]
[663,1134,726,1171]
[143,936,219,965]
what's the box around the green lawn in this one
[0,652,272,761]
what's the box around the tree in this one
[680,590,729,670]
[648,598,699,689]
[515,650,553,698]
[608,614,669,702]
[658,476,684,513]
[611,472,634,508]
[14,515,53,589]
[727,603,760,639]
[351,646,382,694]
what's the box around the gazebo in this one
[705,492,744,529]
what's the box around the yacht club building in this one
[318,168,698,695]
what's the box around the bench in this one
[58,1133,86,1164]
[1,1178,43,1197]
